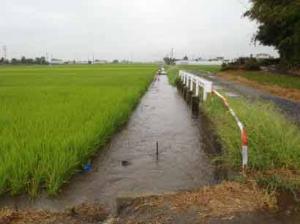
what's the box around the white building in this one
[256,53,273,60]
[94,60,108,64]
[76,61,89,64]
[50,59,65,65]
[175,60,223,66]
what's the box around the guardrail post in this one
[195,81,199,97]
[203,91,207,101]
[203,82,212,101]
[186,76,189,88]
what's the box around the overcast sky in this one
[0,0,278,61]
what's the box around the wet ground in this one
[0,75,216,212]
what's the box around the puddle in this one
[0,76,217,211]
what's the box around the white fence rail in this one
[179,71,213,101]
[178,70,248,169]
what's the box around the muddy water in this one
[0,76,216,211]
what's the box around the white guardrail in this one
[179,70,213,101]
[179,70,248,169]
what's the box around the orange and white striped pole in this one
[212,89,248,169]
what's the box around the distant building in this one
[256,53,273,60]
[175,58,225,66]
[65,60,76,64]
[208,57,224,61]
[76,61,89,64]
[50,58,64,65]
[94,60,108,64]
[175,60,189,65]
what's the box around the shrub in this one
[244,58,260,71]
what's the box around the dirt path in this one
[219,71,300,102]
[114,181,280,224]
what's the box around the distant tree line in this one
[0,56,48,65]
[245,0,300,67]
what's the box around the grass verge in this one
[219,70,300,101]
[220,70,300,90]
[167,65,300,193]
[203,96,300,171]
[0,64,156,196]
[167,65,221,85]
[179,64,221,74]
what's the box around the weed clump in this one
[203,96,300,170]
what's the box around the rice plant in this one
[0,64,156,196]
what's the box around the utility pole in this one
[170,48,174,59]
[2,45,7,59]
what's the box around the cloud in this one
[0,0,278,61]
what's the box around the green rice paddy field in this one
[0,64,156,196]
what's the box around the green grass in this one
[230,71,300,90]
[178,64,221,74]
[203,96,300,170]
[0,64,156,196]
[166,66,180,85]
